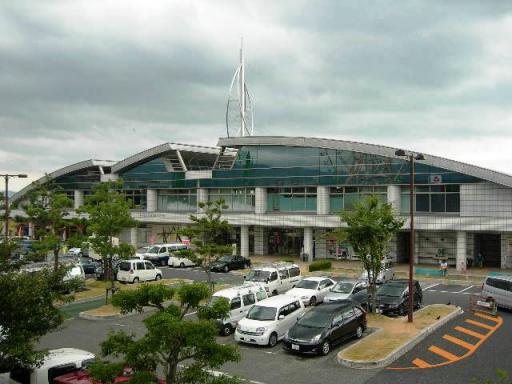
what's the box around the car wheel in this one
[222,324,233,336]
[355,325,363,339]
[223,265,229,273]
[320,341,330,356]
[310,296,317,306]
[160,260,166,267]
[272,290,278,296]
[132,277,139,284]
[180,262,185,268]
[155,274,162,281]
[268,332,278,347]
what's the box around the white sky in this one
[2,0,512,191]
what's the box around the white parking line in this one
[423,283,441,290]
[456,285,474,294]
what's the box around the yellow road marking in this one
[442,334,475,350]
[412,358,432,368]
[428,346,460,361]
[474,312,499,322]
[454,326,486,340]
[465,319,494,331]
[387,315,503,371]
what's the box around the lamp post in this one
[394,150,424,323]
[2,174,28,239]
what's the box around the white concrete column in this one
[197,188,208,213]
[74,190,84,210]
[387,185,401,214]
[254,226,268,255]
[456,231,467,272]
[240,225,249,257]
[255,187,267,214]
[314,229,327,259]
[304,227,313,262]
[130,227,138,248]
[147,189,157,212]
[500,233,511,269]
[316,186,330,215]
[414,231,420,264]
[28,222,34,238]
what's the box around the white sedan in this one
[168,255,195,268]
[285,277,336,306]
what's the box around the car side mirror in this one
[278,315,285,320]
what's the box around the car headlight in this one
[236,324,242,331]
[388,303,399,309]
[256,327,267,333]
[311,334,322,342]
[284,330,289,339]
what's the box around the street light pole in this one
[1,173,28,239]
[395,150,424,323]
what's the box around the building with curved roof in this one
[11,136,512,271]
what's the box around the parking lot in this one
[41,267,511,384]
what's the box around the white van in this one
[244,263,302,296]
[1,348,95,384]
[235,295,306,347]
[117,259,163,283]
[211,283,268,336]
[482,275,512,309]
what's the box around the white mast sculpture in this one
[226,38,254,137]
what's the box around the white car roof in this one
[254,294,300,307]
[302,276,329,282]
[121,259,151,263]
[213,284,264,299]
[40,348,95,369]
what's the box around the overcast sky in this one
[2,0,512,191]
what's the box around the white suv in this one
[117,259,163,283]
[244,262,302,296]
[235,295,306,347]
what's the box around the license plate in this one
[292,344,299,351]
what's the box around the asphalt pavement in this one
[39,267,511,384]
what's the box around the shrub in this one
[281,257,296,263]
[308,260,332,272]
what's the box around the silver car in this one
[323,279,369,308]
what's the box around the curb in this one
[337,306,464,369]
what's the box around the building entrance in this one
[268,228,303,256]
[474,233,501,268]
[396,232,410,263]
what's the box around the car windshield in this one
[147,246,160,254]
[246,270,270,282]
[246,305,276,321]
[295,280,318,290]
[331,282,354,294]
[297,310,333,328]
[136,247,148,253]
[218,256,232,262]
[377,284,405,297]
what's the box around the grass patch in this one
[82,304,121,317]
[308,260,332,272]
[340,304,458,362]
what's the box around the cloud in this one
[1,0,512,192]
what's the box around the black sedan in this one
[282,301,367,356]
[210,255,251,273]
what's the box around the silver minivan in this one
[482,275,512,309]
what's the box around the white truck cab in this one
[1,348,95,384]
[244,263,302,296]
[211,283,268,336]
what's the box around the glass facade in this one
[267,187,317,212]
[208,188,255,212]
[157,189,196,212]
[329,186,387,213]
[124,189,147,210]
[401,185,460,214]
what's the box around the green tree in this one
[91,283,240,384]
[0,265,79,372]
[334,195,404,313]
[17,179,73,269]
[180,200,232,291]
[78,181,136,301]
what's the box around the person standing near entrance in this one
[476,252,484,268]
[439,259,448,277]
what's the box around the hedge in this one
[308,260,332,272]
